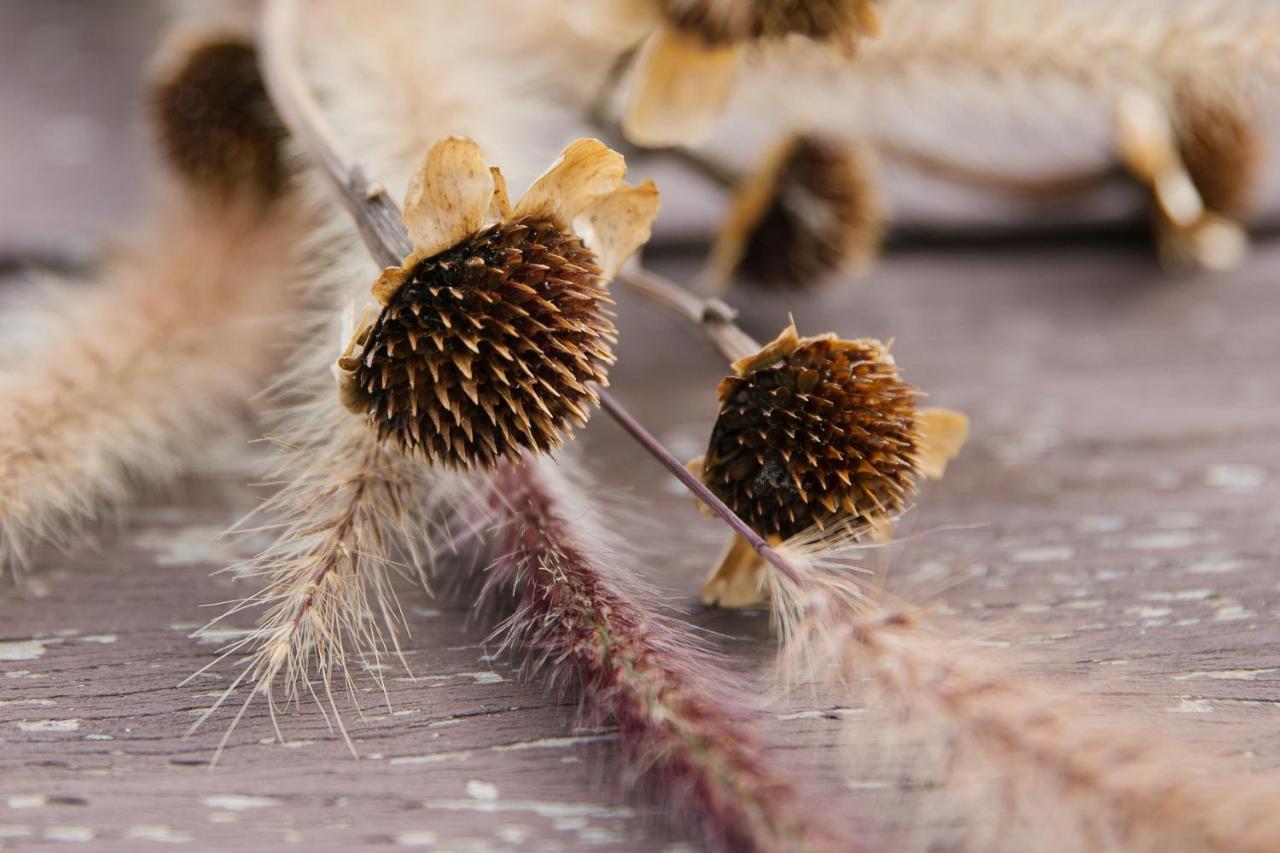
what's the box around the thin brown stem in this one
[259,0,410,266]
[618,265,760,361]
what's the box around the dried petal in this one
[514,139,627,231]
[402,137,495,261]
[623,27,742,148]
[574,180,661,278]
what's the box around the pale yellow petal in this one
[622,27,741,148]
[573,180,660,278]
[402,136,493,260]
[731,321,803,376]
[371,265,411,306]
[513,139,627,231]
[700,534,768,608]
[917,407,970,480]
[487,166,512,221]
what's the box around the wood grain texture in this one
[3,3,1280,849]
[2,241,1279,850]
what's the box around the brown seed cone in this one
[656,0,880,45]
[353,218,616,469]
[150,36,287,202]
[700,324,919,540]
[658,0,755,46]
[711,134,883,291]
[752,0,882,42]
[1173,85,1262,219]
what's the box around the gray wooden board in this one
[3,242,1279,850]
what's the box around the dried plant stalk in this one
[192,398,465,754]
[768,568,1280,853]
[0,197,304,570]
[480,458,854,853]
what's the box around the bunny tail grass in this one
[768,566,1280,853]
[0,196,305,572]
[477,458,858,853]
[189,398,470,759]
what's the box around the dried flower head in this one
[150,34,286,201]
[696,322,919,541]
[337,137,659,469]
[624,1,882,146]
[689,324,967,610]
[709,133,883,290]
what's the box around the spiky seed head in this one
[150,36,286,201]
[711,134,883,291]
[1173,85,1262,219]
[656,0,880,44]
[700,323,920,540]
[354,219,615,469]
[658,0,754,45]
[752,0,882,42]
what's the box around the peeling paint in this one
[200,795,279,811]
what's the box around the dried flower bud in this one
[658,0,754,45]
[709,134,883,291]
[150,35,286,201]
[657,0,880,44]
[699,323,919,540]
[342,138,658,469]
[752,0,882,42]
[1173,86,1262,220]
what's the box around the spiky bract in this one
[354,219,616,468]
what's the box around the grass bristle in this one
[478,458,855,852]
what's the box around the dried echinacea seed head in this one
[699,323,920,540]
[657,0,754,46]
[355,219,615,467]
[337,137,659,469]
[709,134,883,291]
[150,35,286,202]
[751,0,882,43]
[656,0,880,45]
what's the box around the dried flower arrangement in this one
[3,1,1279,851]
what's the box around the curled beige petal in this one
[402,136,493,260]
[917,407,970,480]
[573,179,660,279]
[487,166,512,222]
[513,139,627,231]
[622,27,741,148]
[700,534,768,608]
[371,265,410,306]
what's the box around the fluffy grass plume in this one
[766,558,1280,853]
[0,197,303,571]
[479,457,858,853]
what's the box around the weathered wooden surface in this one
[4,4,1280,851]
[3,243,1279,850]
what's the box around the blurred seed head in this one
[150,35,287,202]
[700,323,920,540]
[656,0,881,45]
[711,133,883,290]
[1173,85,1262,220]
